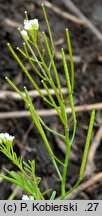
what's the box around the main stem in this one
[61,124,71,199]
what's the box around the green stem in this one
[70,121,77,145]
[41,80,64,123]
[35,43,62,105]
[39,115,65,140]
[37,32,45,57]
[17,47,27,58]
[64,108,96,199]
[30,107,62,180]
[52,158,62,181]
[7,43,53,107]
[65,179,81,199]
[61,124,71,199]
[79,109,96,179]
[26,41,48,79]
[50,191,56,200]
[66,28,74,91]
[61,48,77,144]
[41,4,55,52]
[23,43,45,80]
[8,186,19,200]
[42,31,63,101]
[5,77,28,105]
[24,87,62,180]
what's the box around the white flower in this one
[22,195,30,200]
[21,29,29,40]
[22,194,34,200]
[24,19,39,31]
[0,133,14,142]
[29,196,34,200]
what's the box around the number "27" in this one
[87,203,99,211]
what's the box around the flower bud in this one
[21,29,29,41]
[24,19,39,32]
[0,133,14,145]
[22,194,34,200]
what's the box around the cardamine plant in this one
[0,4,95,200]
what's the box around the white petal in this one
[21,30,28,36]
[0,133,14,141]
[21,30,29,40]
[22,195,30,200]
[24,19,39,31]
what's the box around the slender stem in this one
[39,115,65,140]
[37,32,45,56]
[66,28,74,91]
[61,48,77,143]
[26,41,48,79]
[70,121,77,145]
[30,107,62,180]
[17,47,27,58]
[5,77,29,105]
[52,158,62,181]
[64,108,96,199]
[8,186,19,200]
[50,191,56,200]
[7,44,44,98]
[58,102,71,199]
[24,87,62,180]
[53,155,65,166]
[79,109,96,179]
[61,124,71,199]
[7,43,54,107]
[41,80,64,123]
[35,43,62,105]
[25,11,28,20]
[65,179,81,198]
[23,43,45,80]
[42,31,64,101]
[61,48,75,117]
[41,4,55,52]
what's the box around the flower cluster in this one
[0,133,14,142]
[0,133,14,146]
[21,13,39,41]
[20,30,29,41]
[24,19,39,31]
[22,194,34,200]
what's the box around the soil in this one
[0,0,102,199]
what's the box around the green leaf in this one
[50,191,56,200]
